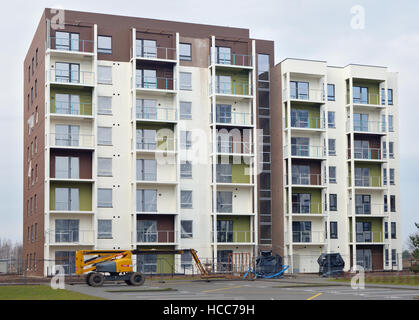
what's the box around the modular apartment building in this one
[23,8,275,276]
[271,59,402,273]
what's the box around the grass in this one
[0,285,104,300]
[330,275,419,286]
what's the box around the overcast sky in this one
[0,0,418,248]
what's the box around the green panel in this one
[50,87,93,115]
[50,182,92,211]
[348,163,382,187]
[350,217,383,242]
[290,104,321,129]
[232,163,250,183]
[353,80,380,105]
[216,69,250,95]
[138,246,175,274]
[286,188,323,214]
[218,216,251,243]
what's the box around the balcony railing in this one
[136,137,176,152]
[348,148,382,160]
[347,203,387,216]
[136,106,177,122]
[213,81,251,96]
[211,52,253,67]
[212,231,253,243]
[350,176,383,188]
[287,173,323,186]
[347,120,386,134]
[284,145,326,158]
[287,231,326,244]
[135,76,175,91]
[289,117,325,130]
[211,112,253,126]
[51,101,93,116]
[284,88,325,102]
[136,231,176,243]
[291,202,323,214]
[351,231,383,243]
[47,69,95,86]
[348,93,381,105]
[50,133,95,149]
[48,37,94,53]
[216,141,253,155]
[136,45,176,60]
[48,230,94,244]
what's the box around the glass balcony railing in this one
[284,145,326,158]
[136,45,176,60]
[136,106,177,121]
[49,230,94,244]
[136,231,176,243]
[48,37,94,53]
[211,52,253,67]
[136,76,176,91]
[211,231,253,243]
[291,202,323,214]
[215,141,253,155]
[347,93,381,105]
[348,148,382,160]
[212,81,251,96]
[347,203,387,216]
[349,176,383,188]
[136,137,176,152]
[48,70,95,86]
[211,111,253,126]
[50,133,95,149]
[286,173,324,186]
[351,231,383,243]
[289,117,325,129]
[287,231,326,244]
[51,101,93,116]
[347,120,386,134]
[283,88,325,102]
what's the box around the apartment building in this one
[271,59,402,273]
[23,8,274,276]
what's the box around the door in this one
[137,220,157,243]
[356,249,372,271]
[217,220,233,243]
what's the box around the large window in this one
[217,220,233,242]
[55,124,80,147]
[353,86,368,104]
[292,221,312,243]
[98,188,112,208]
[181,191,193,209]
[136,129,157,150]
[98,36,112,54]
[391,222,397,239]
[292,193,310,214]
[217,191,232,213]
[354,140,369,159]
[137,220,157,243]
[136,189,157,212]
[55,188,79,211]
[137,159,157,181]
[98,158,112,177]
[98,127,112,145]
[55,156,79,179]
[55,93,81,115]
[356,222,371,242]
[291,109,309,128]
[216,75,231,94]
[355,167,370,187]
[292,165,310,185]
[291,137,309,157]
[355,195,371,214]
[216,46,231,64]
[216,104,232,124]
[353,113,369,132]
[179,43,192,61]
[136,69,157,89]
[97,66,112,84]
[98,220,112,239]
[55,31,80,51]
[55,251,75,275]
[181,221,193,239]
[137,254,157,273]
[55,62,79,83]
[329,166,337,184]
[257,54,269,81]
[55,220,79,243]
[136,99,157,119]
[136,39,157,58]
[216,164,232,183]
[98,96,112,115]
[179,72,192,90]
[290,81,309,100]
[390,195,396,212]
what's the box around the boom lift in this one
[75,249,211,287]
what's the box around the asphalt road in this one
[65,279,419,300]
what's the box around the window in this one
[28,66,31,82]
[136,99,157,119]
[55,94,81,115]
[136,69,157,89]
[136,159,157,181]
[136,189,157,212]
[98,36,112,54]
[55,188,79,211]
[257,54,269,81]
[290,81,309,100]
[98,188,112,208]
[98,158,112,177]
[32,58,34,75]
[36,48,38,65]
[290,137,309,157]
[98,220,112,239]
[328,139,336,156]
[327,84,335,101]
[216,104,232,124]
[216,164,233,183]
[55,251,76,275]
[390,195,396,212]
[329,194,337,211]
[179,72,192,90]
[181,191,193,209]
[216,75,232,94]
[137,220,157,243]
[355,195,371,215]
[181,252,193,270]
[356,221,371,242]
[180,101,192,120]
[383,168,387,185]
[55,156,79,179]
[391,222,396,239]
[136,129,157,150]
[385,222,388,239]
[389,142,394,159]
[181,221,193,239]
[98,127,112,145]
[55,220,79,243]
[392,249,397,266]
[388,115,394,132]
[55,31,80,51]
[329,166,337,183]
[35,80,37,97]
[330,222,338,239]
[384,195,388,213]
[353,86,368,104]
[137,254,157,273]
[180,161,192,179]
[354,113,369,132]
[179,43,192,61]
[388,89,393,105]
[97,66,112,84]
[55,62,80,83]
[181,131,192,149]
[328,111,336,128]
[292,193,311,214]
[98,96,112,115]
[390,168,395,185]
[355,167,370,187]
[292,165,310,185]
[292,221,312,243]
[35,106,38,123]
[217,191,232,213]
[55,124,80,147]
[136,39,156,58]
[216,46,231,64]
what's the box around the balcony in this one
[50,101,93,117]
[210,52,253,68]
[347,120,386,135]
[348,147,383,161]
[286,173,324,187]
[290,202,324,215]
[48,36,95,54]
[284,145,326,159]
[287,231,326,245]
[211,111,253,126]
[348,203,387,216]
[136,137,176,154]
[287,117,326,131]
[135,45,176,62]
[211,231,254,244]
[215,141,253,156]
[49,133,95,149]
[48,230,94,245]
[347,93,382,107]
[135,76,176,93]
[283,88,325,103]
[136,106,177,123]
[47,69,95,87]
[136,231,176,244]
[349,176,383,189]
[211,81,252,97]
[351,231,384,243]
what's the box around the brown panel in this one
[50,149,93,179]
[350,245,384,271]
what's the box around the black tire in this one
[85,273,93,285]
[128,272,145,286]
[88,272,105,287]
[125,280,133,286]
